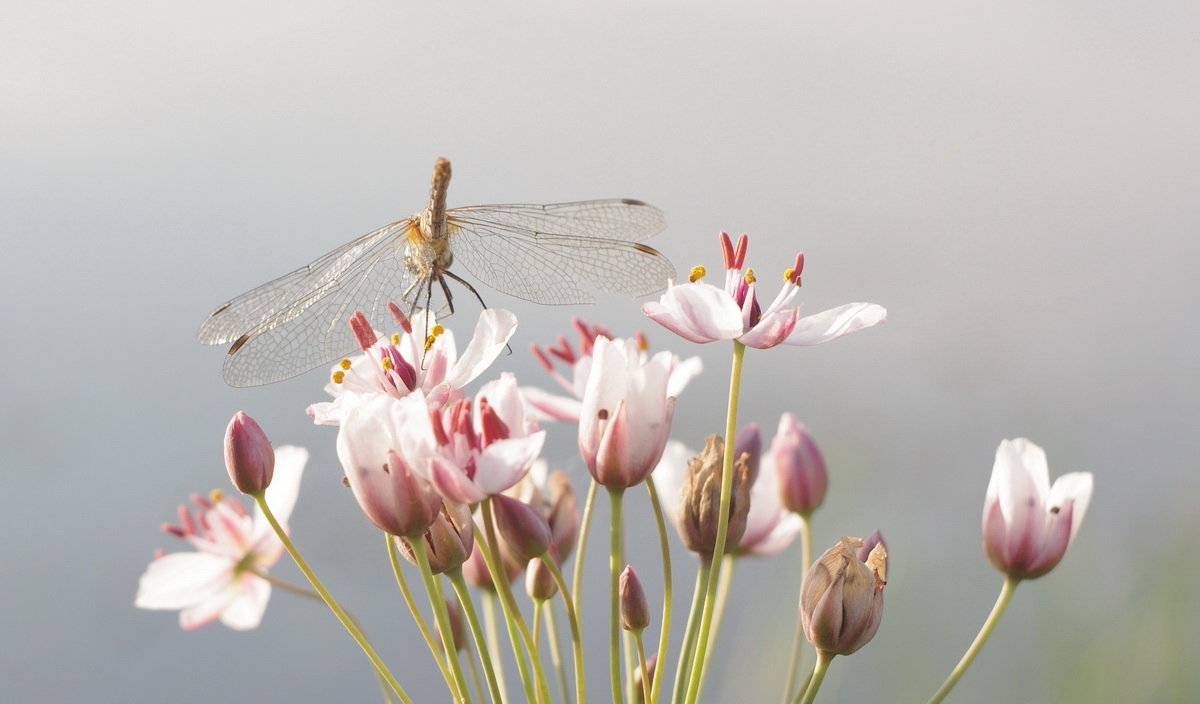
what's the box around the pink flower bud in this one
[801,536,887,656]
[619,565,650,632]
[772,414,827,516]
[526,546,561,601]
[492,494,551,563]
[224,411,274,494]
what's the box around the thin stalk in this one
[573,480,600,618]
[780,513,814,703]
[448,568,505,704]
[480,498,553,704]
[386,535,454,692]
[798,650,835,704]
[928,576,1020,704]
[633,631,652,704]
[544,556,587,704]
[694,556,736,703]
[683,340,745,704]
[252,492,412,704]
[607,486,626,704]
[481,592,510,703]
[543,601,573,704]
[408,537,472,702]
[671,557,711,704]
[644,477,673,704]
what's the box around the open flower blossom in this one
[135,446,308,630]
[427,372,546,504]
[983,438,1093,580]
[654,434,801,557]
[578,335,676,488]
[308,304,517,425]
[523,318,701,422]
[642,231,886,349]
[336,391,446,537]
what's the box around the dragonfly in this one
[198,158,675,387]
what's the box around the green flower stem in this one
[408,537,472,703]
[607,486,626,704]
[447,569,505,704]
[694,556,736,703]
[543,601,572,704]
[480,592,510,701]
[573,480,600,619]
[480,498,553,704]
[798,649,835,704]
[255,571,398,704]
[644,477,673,704]
[543,555,587,704]
[928,576,1020,704]
[633,629,651,704]
[671,557,711,704]
[683,339,746,704]
[386,536,455,694]
[781,513,815,704]
[252,492,412,704]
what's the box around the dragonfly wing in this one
[445,201,674,305]
[217,220,423,386]
[446,200,666,241]
[197,219,414,345]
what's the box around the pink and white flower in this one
[642,232,886,349]
[578,336,676,488]
[524,318,701,423]
[428,372,547,504]
[982,438,1093,580]
[336,391,446,537]
[135,446,308,630]
[308,304,517,425]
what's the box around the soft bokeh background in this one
[3,1,1197,702]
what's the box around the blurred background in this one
[3,1,1197,702]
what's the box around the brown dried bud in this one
[801,536,888,656]
[675,435,752,555]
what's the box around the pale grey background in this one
[3,1,1197,702]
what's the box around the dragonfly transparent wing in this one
[201,219,423,387]
[445,200,674,305]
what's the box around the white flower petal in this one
[135,552,233,610]
[783,303,887,346]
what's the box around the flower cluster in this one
[140,231,1094,704]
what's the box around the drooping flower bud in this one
[395,500,475,574]
[633,654,658,704]
[801,536,887,656]
[675,435,752,555]
[492,493,552,562]
[434,598,468,653]
[619,565,650,632]
[224,411,275,494]
[463,517,524,589]
[772,414,826,516]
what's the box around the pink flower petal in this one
[783,303,887,346]
[642,281,744,343]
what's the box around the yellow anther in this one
[209,489,223,503]
[332,370,346,384]
[783,268,795,282]
[339,358,352,370]
[391,333,400,345]
[381,356,394,371]
[744,268,757,284]
[689,265,707,283]
[431,324,445,337]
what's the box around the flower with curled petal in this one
[642,232,886,349]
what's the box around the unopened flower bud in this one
[801,536,887,656]
[463,518,524,589]
[395,501,475,574]
[676,435,752,555]
[620,565,650,632]
[772,414,826,516]
[857,529,886,564]
[526,546,561,601]
[224,411,274,494]
[633,653,658,704]
[546,470,581,562]
[734,423,762,484]
[492,494,551,562]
